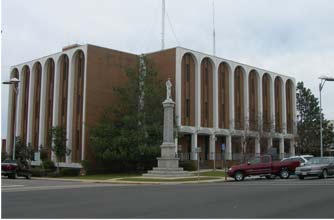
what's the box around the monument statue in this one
[143,79,190,177]
[166,78,172,100]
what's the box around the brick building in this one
[5,44,297,167]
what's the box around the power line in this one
[166,10,180,47]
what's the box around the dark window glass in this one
[186,99,190,117]
[186,64,190,81]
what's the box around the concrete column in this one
[195,61,201,127]
[282,81,287,134]
[209,134,216,160]
[244,71,249,130]
[26,70,35,145]
[162,100,175,144]
[270,77,275,133]
[292,81,297,135]
[267,137,273,151]
[290,139,296,156]
[81,52,88,161]
[255,137,260,156]
[229,67,235,129]
[258,74,263,132]
[191,133,198,160]
[38,65,47,148]
[175,50,182,127]
[6,83,15,154]
[225,135,232,160]
[51,59,60,162]
[213,63,218,129]
[279,138,284,159]
[66,58,74,164]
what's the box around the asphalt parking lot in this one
[2,175,334,218]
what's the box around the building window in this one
[186,99,190,117]
[186,64,190,82]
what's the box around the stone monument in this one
[143,79,190,177]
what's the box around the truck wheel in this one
[26,174,32,179]
[234,171,244,181]
[320,169,328,179]
[298,175,304,180]
[10,172,17,179]
[279,168,290,179]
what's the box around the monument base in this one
[143,144,191,177]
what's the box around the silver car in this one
[295,157,334,180]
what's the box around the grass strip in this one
[119,177,220,182]
[61,173,140,180]
[199,171,226,177]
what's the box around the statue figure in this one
[166,78,172,100]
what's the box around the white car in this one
[282,155,314,166]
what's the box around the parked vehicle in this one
[282,155,314,166]
[227,155,301,181]
[1,159,32,179]
[295,157,334,179]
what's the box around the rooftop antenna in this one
[212,0,216,56]
[161,0,165,50]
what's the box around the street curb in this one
[32,176,233,184]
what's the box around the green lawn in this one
[61,173,141,180]
[199,171,226,177]
[119,177,220,182]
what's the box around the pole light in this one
[3,77,20,160]
[319,75,334,157]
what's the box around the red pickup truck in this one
[227,155,300,181]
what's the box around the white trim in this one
[175,48,182,127]
[38,61,48,148]
[81,45,88,161]
[66,53,75,163]
[26,64,35,145]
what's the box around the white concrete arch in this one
[248,69,260,131]
[274,75,284,133]
[67,48,87,162]
[233,65,247,130]
[217,61,232,130]
[18,64,31,143]
[179,52,198,127]
[28,61,43,149]
[199,57,215,128]
[38,58,56,150]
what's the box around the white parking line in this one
[2,185,24,188]
[2,183,131,192]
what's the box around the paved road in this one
[2,177,334,218]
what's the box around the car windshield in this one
[304,156,313,161]
[305,157,329,165]
[283,158,303,162]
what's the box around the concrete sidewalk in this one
[33,170,233,184]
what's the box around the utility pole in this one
[161,0,165,50]
[212,0,216,56]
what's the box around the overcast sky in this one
[1,0,334,138]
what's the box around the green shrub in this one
[179,160,197,171]
[31,167,47,177]
[46,172,61,177]
[42,160,56,170]
[60,168,81,176]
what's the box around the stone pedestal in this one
[143,99,190,177]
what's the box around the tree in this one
[89,56,164,171]
[50,126,70,173]
[296,82,334,155]
[14,136,34,163]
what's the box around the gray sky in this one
[2,0,334,138]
